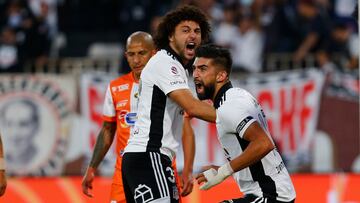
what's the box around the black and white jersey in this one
[124,48,189,160]
[214,82,296,202]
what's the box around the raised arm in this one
[169,89,216,122]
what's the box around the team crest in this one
[170,66,179,75]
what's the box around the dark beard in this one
[196,84,215,100]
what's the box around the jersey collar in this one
[213,81,233,109]
[164,46,194,70]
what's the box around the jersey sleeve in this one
[154,61,189,95]
[102,84,116,122]
[218,99,256,138]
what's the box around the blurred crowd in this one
[0,0,358,74]
[0,0,57,73]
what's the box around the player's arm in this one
[0,133,6,196]
[228,122,274,171]
[168,89,215,122]
[180,115,195,196]
[196,122,274,190]
[82,121,117,197]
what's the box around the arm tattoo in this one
[89,122,116,168]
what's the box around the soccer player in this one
[122,6,215,203]
[81,31,195,202]
[193,44,296,203]
[0,132,6,196]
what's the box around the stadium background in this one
[0,0,359,202]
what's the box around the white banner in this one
[0,74,76,176]
[79,72,117,175]
[76,69,325,174]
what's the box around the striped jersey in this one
[102,72,139,168]
[214,82,296,202]
[124,48,189,160]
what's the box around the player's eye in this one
[139,51,148,56]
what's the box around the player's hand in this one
[196,163,233,190]
[195,165,219,187]
[180,169,193,197]
[0,170,7,196]
[82,167,96,198]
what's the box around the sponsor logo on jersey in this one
[134,184,154,203]
[116,100,128,108]
[118,110,137,128]
[276,161,285,174]
[223,148,231,161]
[170,79,186,86]
[112,84,129,92]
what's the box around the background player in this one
[193,44,296,203]
[81,31,195,202]
[122,6,215,203]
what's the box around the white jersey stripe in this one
[251,197,262,203]
[150,152,165,197]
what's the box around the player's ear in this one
[169,34,174,42]
[216,71,227,83]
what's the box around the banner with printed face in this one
[176,68,325,172]
[79,72,117,175]
[0,74,76,176]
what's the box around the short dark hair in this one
[154,5,211,50]
[195,44,232,76]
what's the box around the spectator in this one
[317,20,359,71]
[231,13,264,73]
[0,27,23,72]
[213,4,238,49]
[293,0,331,63]
[28,0,58,38]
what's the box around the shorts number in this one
[166,167,175,183]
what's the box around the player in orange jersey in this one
[81,31,195,202]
